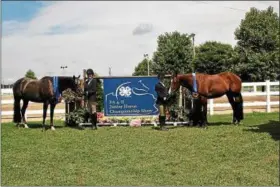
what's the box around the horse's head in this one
[70,75,83,95]
[169,73,181,95]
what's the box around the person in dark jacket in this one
[84,68,98,130]
[155,73,169,131]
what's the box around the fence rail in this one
[1,88,13,95]
[1,80,279,117]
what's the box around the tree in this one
[94,73,104,112]
[152,31,193,75]
[132,58,153,76]
[194,41,235,74]
[151,31,193,114]
[234,6,279,82]
[25,69,37,79]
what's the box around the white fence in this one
[1,88,13,95]
[1,80,279,117]
[207,80,279,115]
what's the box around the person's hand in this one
[164,97,166,101]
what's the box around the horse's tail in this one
[236,92,244,120]
[12,78,24,123]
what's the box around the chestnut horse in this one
[13,76,82,131]
[169,72,244,126]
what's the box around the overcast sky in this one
[2,1,279,83]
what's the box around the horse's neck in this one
[58,78,73,93]
[179,75,193,90]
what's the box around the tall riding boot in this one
[159,116,168,131]
[91,113,98,130]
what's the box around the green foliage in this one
[66,107,88,126]
[132,58,153,76]
[152,31,193,75]
[152,31,193,108]
[195,41,235,74]
[96,78,104,112]
[25,69,37,79]
[234,6,279,81]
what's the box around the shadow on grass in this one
[26,123,65,129]
[208,122,234,126]
[151,125,208,130]
[244,120,280,141]
[149,121,234,130]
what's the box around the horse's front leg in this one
[42,102,49,131]
[201,103,208,129]
[21,100,29,128]
[50,103,56,131]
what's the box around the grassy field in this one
[1,112,279,186]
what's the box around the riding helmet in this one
[86,69,94,75]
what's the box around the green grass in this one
[1,112,279,186]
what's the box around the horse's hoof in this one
[24,124,29,128]
[235,121,242,125]
[51,126,56,131]
[41,126,47,132]
[79,126,85,130]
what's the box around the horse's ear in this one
[73,75,76,79]
[78,75,80,79]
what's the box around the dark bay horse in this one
[169,72,244,126]
[13,76,82,130]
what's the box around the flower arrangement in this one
[97,114,157,125]
[62,88,83,103]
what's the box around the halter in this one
[52,76,60,103]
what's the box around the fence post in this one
[266,80,271,113]
[208,99,214,115]
[253,85,257,92]
[179,86,182,108]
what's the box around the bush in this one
[66,108,89,126]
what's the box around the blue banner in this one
[103,77,159,116]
